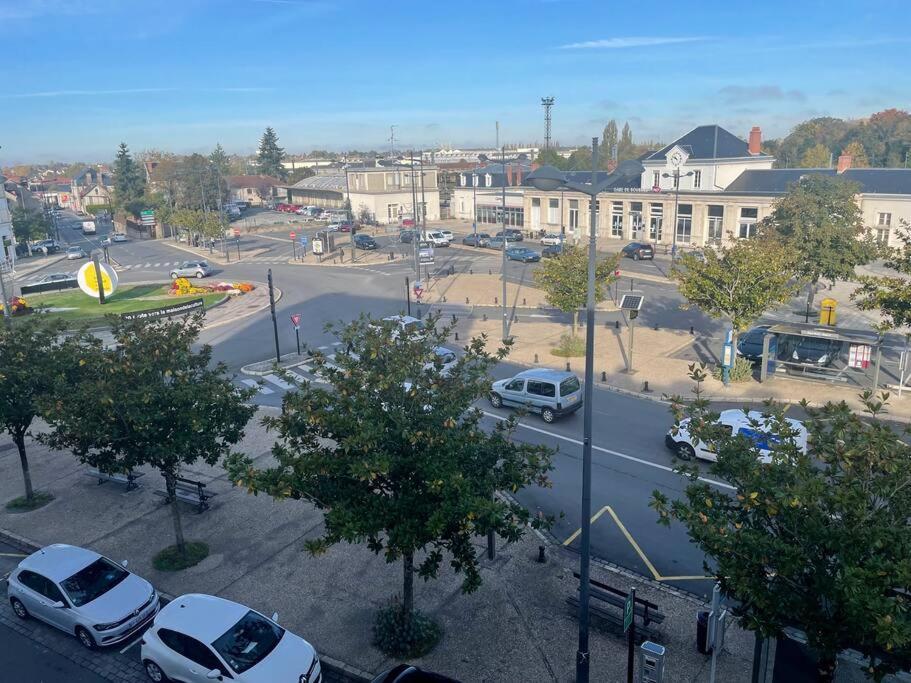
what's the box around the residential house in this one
[227,175,281,206]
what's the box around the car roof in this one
[21,544,100,582]
[513,368,577,382]
[155,594,250,643]
[718,409,804,430]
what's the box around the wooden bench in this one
[153,476,216,513]
[567,572,666,641]
[84,468,144,492]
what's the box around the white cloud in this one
[559,36,708,50]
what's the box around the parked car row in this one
[736,325,844,368]
[7,543,323,682]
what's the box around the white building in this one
[0,195,14,268]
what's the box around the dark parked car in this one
[338,222,354,232]
[736,325,772,362]
[371,664,460,683]
[506,247,540,263]
[542,244,564,258]
[778,335,842,367]
[496,229,523,242]
[399,230,417,243]
[620,242,654,260]
[462,233,491,247]
[354,234,378,250]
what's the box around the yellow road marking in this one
[562,505,713,582]
[562,505,611,546]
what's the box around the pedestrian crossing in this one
[238,345,345,397]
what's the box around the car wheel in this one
[195,271,204,279]
[75,626,97,650]
[676,443,695,461]
[169,272,178,279]
[10,598,29,620]
[489,393,503,409]
[541,407,556,423]
[143,660,169,683]
[633,253,640,261]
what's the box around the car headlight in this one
[818,354,828,364]
[792,351,799,360]
[93,620,121,632]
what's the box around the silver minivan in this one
[489,369,583,423]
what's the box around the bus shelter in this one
[758,323,883,388]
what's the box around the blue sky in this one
[1,0,909,163]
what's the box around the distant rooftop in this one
[646,125,772,162]
[725,168,911,195]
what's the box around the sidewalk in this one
[0,416,757,683]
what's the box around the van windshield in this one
[560,377,581,396]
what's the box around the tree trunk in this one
[13,430,34,502]
[571,312,577,338]
[806,280,818,311]
[402,552,414,616]
[816,654,837,682]
[164,471,186,554]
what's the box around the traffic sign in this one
[140,209,155,226]
[413,281,424,301]
[623,592,634,633]
[290,313,302,329]
[290,231,296,239]
[300,236,308,245]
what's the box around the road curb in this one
[0,527,40,554]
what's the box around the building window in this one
[569,199,579,230]
[459,200,465,214]
[485,174,493,187]
[548,198,560,224]
[472,174,479,187]
[649,203,663,241]
[611,201,623,238]
[459,174,466,187]
[876,226,891,245]
[676,204,693,244]
[707,205,724,246]
[738,207,758,239]
[877,212,892,226]
[652,171,660,189]
[693,170,701,189]
[387,204,399,221]
[629,201,643,238]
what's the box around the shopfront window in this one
[738,207,758,239]
[649,203,663,241]
[707,205,724,246]
[676,204,693,244]
[611,201,623,238]
[629,202,643,238]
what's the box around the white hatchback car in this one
[665,409,808,463]
[439,230,454,243]
[540,233,562,246]
[140,593,321,683]
[7,544,159,649]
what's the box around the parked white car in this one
[7,544,159,650]
[540,233,562,246]
[439,230,454,243]
[665,409,808,462]
[421,231,450,247]
[140,593,320,683]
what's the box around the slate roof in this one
[645,125,772,162]
[288,174,346,192]
[724,168,911,196]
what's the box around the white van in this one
[421,231,450,247]
[665,409,808,462]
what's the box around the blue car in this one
[506,247,541,263]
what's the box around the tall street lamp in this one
[528,137,614,683]
[472,171,478,248]
[661,168,693,260]
[479,150,513,341]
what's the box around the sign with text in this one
[121,298,204,321]
[312,239,324,255]
[140,209,155,226]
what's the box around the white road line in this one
[153,263,161,267]
[263,373,293,391]
[481,411,735,491]
[119,637,143,654]
[317,345,329,350]
[240,378,274,395]
[526,314,553,318]
[143,263,151,267]
[286,370,308,383]
[331,341,343,346]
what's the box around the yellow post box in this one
[819,298,837,326]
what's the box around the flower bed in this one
[169,278,255,296]
[0,296,31,316]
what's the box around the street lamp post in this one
[661,168,694,260]
[472,172,478,248]
[501,146,508,341]
[528,137,615,683]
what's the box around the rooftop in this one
[725,168,911,195]
[645,125,772,162]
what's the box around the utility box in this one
[819,298,837,326]
[638,640,666,683]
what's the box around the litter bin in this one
[696,610,710,654]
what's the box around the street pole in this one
[405,276,411,316]
[627,587,637,683]
[419,152,427,232]
[345,164,354,263]
[472,175,478,248]
[628,315,636,373]
[295,327,301,355]
[0,263,11,324]
[92,252,106,305]
[409,152,419,275]
[671,169,680,260]
[501,145,508,341]
[268,269,280,362]
[576,136,599,683]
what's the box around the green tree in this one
[256,127,287,180]
[776,117,848,168]
[226,315,553,623]
[112,142,147,218]
[11,207,50,245]
[672,240,798,347]
[758,175,877,309]
[600,120,619,165]
[42,316,255,560]
[565,146,593,170]
[841,140,870,167]
[652,371,911,681]
[799,143,832,168]
[209,143,230,177]
[853,220,911,329]
[533,245,619,337]
[534,148,567,169]
[617,122,635,161]
[0,318,74,507]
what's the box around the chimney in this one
[515,166,523,185]
[837,154,852,174]
[748,126,762,155]
[505,164,513,186]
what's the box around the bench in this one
[567,572,666,641]
[84,468,144,492]
[153,476,216,513]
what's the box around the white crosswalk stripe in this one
[263,373,293,391]
[240,378,274,395]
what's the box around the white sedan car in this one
[665,409,808,462]
[439,230,454,243]
[140,594,320,683]
[540,233,562,246]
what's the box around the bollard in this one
[483,313,487,321]
[566,362,571,372]
[450,264,455,276]
[534,353,539,363]
[615,320,620,330]
[489,268,492,275]
[690,325,694,335]
[494,296,498,305]
[601,370,607,382]
[442,296,447,303]
[654,323,659,331]
[470,269,473,275]
[537,545,546,563]
[466,297,470,304]
[512,314,517,323]
[451,314,457,324]
[454,332,459,341]
[605,320,609,328]
[642,381,651,393]
[523,298,526,306]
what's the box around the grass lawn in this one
[23,284,227,326]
